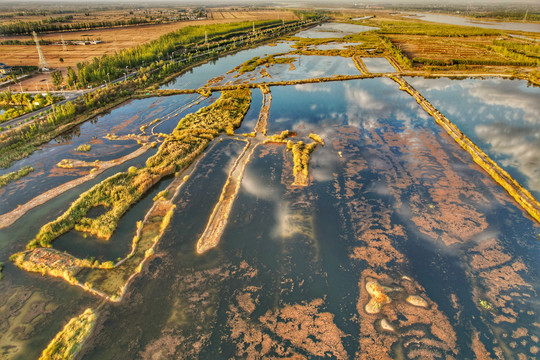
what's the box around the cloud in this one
[467,80,540,124]
[344,84,384,111]
[241,168,276,200]
[475,123,540,195]
[293,84,331,93]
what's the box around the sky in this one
[0,0,538,10]
[1,0,538,4]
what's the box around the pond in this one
[362,57,396,73]
[160,41,294,90]
[309,41,362,50]
[215,55,360,86]
[294,22,378,38]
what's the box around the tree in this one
[66,67,77,88]
[51,70,63,88]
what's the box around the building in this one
[0,62,12,74]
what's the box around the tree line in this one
[71,20,283,88]
[0,17,158,35]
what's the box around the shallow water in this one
[406,76,540,199]
[294,22,378,39]
[78,78,540,359]
[0,34,539,360]
[362,57,396,73]
[0,94,214,215]
[160,42,294,90]
[405,12,540,33]
[309,41,362,50]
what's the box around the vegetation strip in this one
[137,74,381,98]
[196,140,258,254]
[0,165,33,188]
[254,85,271,135]
[391,75,540,223]
[352,55,370,75]
[194,85,273,254]
[0,145,151,229]
[11,89,251,301]
[26,89,250,247]
[38,308,96,360]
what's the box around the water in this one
[0,94,214,215]
[220,55,360,85]
[405,12,540,33]
[1,35,539,360]
[362,57,396,73]
[294,22,378,39]
[80,78,540,358]
[309,41,362,50]
[160,42,294,90]
[406,76,540,199]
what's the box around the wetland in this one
[0,13,539,360]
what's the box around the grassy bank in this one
[0,165,33,188]
[28,88,251,248]
[39,308,96,360]
[287,140,318,186]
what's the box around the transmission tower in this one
[32,31,49,71]
[61,35,67,51]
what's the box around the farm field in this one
[389,34,507,61]
[0,10,298,90]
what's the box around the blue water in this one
[406,76,540,199]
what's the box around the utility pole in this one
[33,31,49,71]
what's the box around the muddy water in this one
[0,50,539,359]
[406,76,540,199]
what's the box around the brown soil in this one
[388,35,506,62]
[0,10,297,91]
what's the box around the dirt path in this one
[196,140,259,254]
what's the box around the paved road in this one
[0,20,317,132]
[1,90,87,129]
